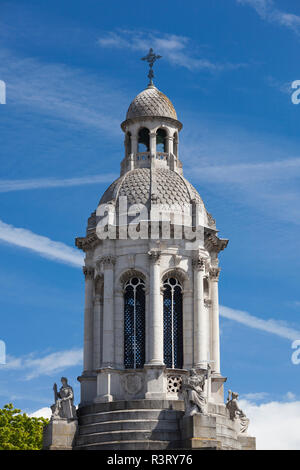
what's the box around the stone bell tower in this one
[73,50,256,450]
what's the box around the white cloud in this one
[0,174,118,193]
[285,391,296,401]
[29,407,52,419]
[0,219,84,267]
[237,0,300,35]
[2,348,83,380]
[97,30,246,72]
[220,305,300,341]
[241,398,300,449]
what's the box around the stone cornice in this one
[121,115,183,132]
[204,230,229,254]
[75,233,101,252]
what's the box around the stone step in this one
[74,439,180,450]
[76,429,181,446]
[79,418,180,435]
[77,399,184,417]
[79,409,182,425]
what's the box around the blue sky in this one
[0,0,300,448]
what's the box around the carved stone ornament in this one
[98,255,116,267]
[192,257,205,271]
[209,267,221,281]
[148,249,161,264]
[226,390,249,434]
[122,373,144,395]
[82,266,94,280]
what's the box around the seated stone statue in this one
[182,369,207,416]
[226,390,249,434]
[51,377,77,421]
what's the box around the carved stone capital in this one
[204,299,212,308]
[148,249,161,264]
[83,266,94,280]
[98,255,116,268]
[192,257,205,271]
[209,267,221,281]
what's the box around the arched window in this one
[138,128,150,153]
[125,131,131,155]
[156,128,167,152]
[124,277,145,368]
[173,132,178,157]
[163,277,183,369]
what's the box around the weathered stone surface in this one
[43,419,78,450]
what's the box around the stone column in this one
[101,256,116,367]
[193,257,209,369]
[147,250,164,365]
[131,135,138,155]
[93,293,102,370]
[210,267,221,374]
[149,131,157,156]
[166,135,173,154]
[83,266,95,373]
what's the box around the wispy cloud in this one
[0,174,118,193]
[220,305,300,341]
[97,30,247,72]
[0,48,126,134]
[241,391,269,401]
[0,220,84,267]
[237,0,300,35]
[2,348,83,380]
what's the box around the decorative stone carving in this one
[192,257,205,271]
[51,377,77,421]
[122,373,144,395]
[148,249,161,264]
[226,390,249,434]
[167,375,183,393]
[209,267,221,281]
[98,255,116,268]
[182,369,207,416]
[82,266,94,280]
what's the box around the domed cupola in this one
[125,85,178,121]
[119,50,183,177]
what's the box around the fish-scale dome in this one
[84,168,216,233]
[126,85,177,120]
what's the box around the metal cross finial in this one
[141,48,162,86]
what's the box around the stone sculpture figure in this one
[226,390,249,434]
[182,369,207,416]
[51,377,77,420]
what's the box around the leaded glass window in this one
[163,277,183,369]
[124,277,145,369]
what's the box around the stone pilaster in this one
[83,266,94,373]
[93,293,102,370]
[193,257,209,369]
[100,256,116,368]
[210,267,221,374]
